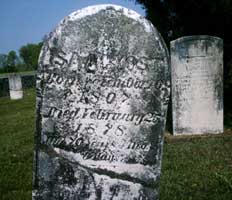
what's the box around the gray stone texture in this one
[171,35,223,135]
[33,4,170,200]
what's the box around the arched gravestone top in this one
[171,35,223,135]
[33,4,170,200]
[171,35,223,59]
[171,35,222,44]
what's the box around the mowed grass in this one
[0,89,35,200]
[0,89,232,200]
[161,134,232,200]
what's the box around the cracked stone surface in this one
[33,4,170,200]
[171,36,223,135]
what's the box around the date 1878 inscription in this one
[33,4,170,200]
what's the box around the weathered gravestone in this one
[8,74,23,100]
[33,4,170,200]
[171,36,223,135]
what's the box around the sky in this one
[0,0,145,54]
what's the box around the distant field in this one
[0,71,36,78]
[0,89,232,200]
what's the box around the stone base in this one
[10,90,23,100]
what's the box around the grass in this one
[0,89,232,200]
[161,134,232,200]
[0,89,35,200]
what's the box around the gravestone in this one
[171,35,223,135]
[8,74,23,100]
[33,4,170,200]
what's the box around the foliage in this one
[134,0,232,62]
[134,0,232,114]
[19,43,43,70]
[135,0,232,45]
[0,42,42,74]
[6,51,17,67]
[5,51,19,73]
[0,54,7,68]
[0,51,22,73]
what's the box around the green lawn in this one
[0,89,35,200]
[0,89,232,200]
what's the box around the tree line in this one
[0,42,42,73]
[2,0,231,89]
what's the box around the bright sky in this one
[0,0,145,54]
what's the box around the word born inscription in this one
[33,4,170,200]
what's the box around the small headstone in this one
[33,4,170,200]
[8,74,23,100]
[171,35,223,135]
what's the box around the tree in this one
[6,51,18,72]
[134,0,232,64]
[0,54,7,73]
[134,0,232,118]
[136,1,231,45]
[19,42,43,70]
[0,54,7,68]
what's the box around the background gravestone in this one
[171,35,223,135]
[8,74,23,100]
[33,4,170,200]
[0,73,35,98]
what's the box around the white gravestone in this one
[171,35,223,135]
[8,74,23,100]
[33,5,170,200]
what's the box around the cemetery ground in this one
[0,89,231,200]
